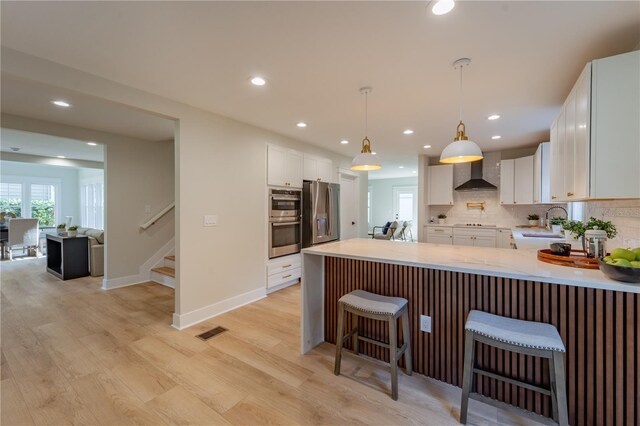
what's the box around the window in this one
[81,182,104,229]
[30,184,56,226]
[0,178,60,226]
[0,182,23,217]
[367,187,372,227]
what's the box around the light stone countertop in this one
[302,238,640,294]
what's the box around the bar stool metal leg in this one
[334,302,345,376]
[460,330,475,424]
[389,314,399,401]
[552,351,569,426]
[401,308,413,375]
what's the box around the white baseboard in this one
[171,287,266,330]
[266,279,300,294]
[102,274,146,290]
[150,271,175,289]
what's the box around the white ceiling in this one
[1,1,638,179]
[0,128,104,162]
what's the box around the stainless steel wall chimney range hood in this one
[454,159,497,191]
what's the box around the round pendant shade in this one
[439,140,483,164]
[351,152,381,171]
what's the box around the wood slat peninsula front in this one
[301,239,640,426]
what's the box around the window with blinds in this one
[81,182,104,229]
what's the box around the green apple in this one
[602,256,613,263]
[632,247,640,261]
[630,261,640,268]
[611,248,636,262]
[611,258,632,268]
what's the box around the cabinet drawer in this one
[267,255,301,276]
[426,226,453,236]
[453,228,497,238]
[267,267,301,288]
[426,234,453,245]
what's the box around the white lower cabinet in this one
[497,229,515,249]
[453,228,497,248]
[266,253,301,290]
[425,226,453,244]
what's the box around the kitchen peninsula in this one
[302,239,639,425]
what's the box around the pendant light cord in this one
[364,90,368,136]
[459,64,463,122]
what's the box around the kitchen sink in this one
[521,232,564,239]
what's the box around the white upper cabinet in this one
[499,159,515,205]
[501,156,534,205]
[427,165,453,205]
[267,145,303,188]
[550,50,640,200]
[303,155,333,183]
[514,156,534,205]
[533,142,551,204]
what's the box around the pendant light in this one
[351,87,382,171]
[440,58,483,164]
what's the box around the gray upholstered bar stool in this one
[460,310,568,426]
[334,289,412,401]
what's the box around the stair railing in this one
[140,202,175,230]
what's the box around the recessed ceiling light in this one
[250,76,266,86]
[340,139,349,144]
[487,114,500,120]
[296,122,307,128]
[432,0,455,16]
[423,145,432,149]
[403,129,414,135]
[399,166,404,169]
[86,142,98,146]
[10,147,20,152]
[51,100,71,108]
[491,135,502,140]
[56,155,66,159]
[372,152,377,155]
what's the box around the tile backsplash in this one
[428,151,566,227]
[582,200,640,249]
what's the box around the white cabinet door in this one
[267,145,286,187]
[549,118,563,202]
[317,158,333,182]
[427,165,453,205]
[573,64,591,200]
[268,145,303,188]
[497,229,513,249]
[514,156,534,205]
[499,159,514,205]
[563,87,576,201]
[303,155,333,183]
[453,235,474,246]
[427,234,453,244]
[286,150,303,188]
[534,142,551,204]
[474,236,497,248]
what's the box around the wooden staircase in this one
[151,255,175,288]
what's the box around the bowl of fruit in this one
[598,248,640,283]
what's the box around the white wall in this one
[2,47,366,328]
[368,176,418,230]
[2,114,175,283]
[0,159,80,223]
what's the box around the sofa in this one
[77,227,104,277]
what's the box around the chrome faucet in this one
[545,206,568,228]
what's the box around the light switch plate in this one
[204,215,217,226]
[420,315,432,333]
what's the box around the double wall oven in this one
[269,189,301,259]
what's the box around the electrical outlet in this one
[420,315,432,333]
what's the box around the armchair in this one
[371,221,400,240]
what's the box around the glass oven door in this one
[269,220,301,258]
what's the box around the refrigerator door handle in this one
[327,187,332,237]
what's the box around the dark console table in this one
[46,234,89,280]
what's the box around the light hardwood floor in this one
[1,257,540,425]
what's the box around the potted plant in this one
[527,214,539,226]
[57,223,67,236]
[67,225,78,237]
[549,217,566,234]
[563,220,585,241]
[437,213,447,225]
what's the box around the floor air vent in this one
[196,326,228,341]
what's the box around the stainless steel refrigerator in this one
[302,181,340,248]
